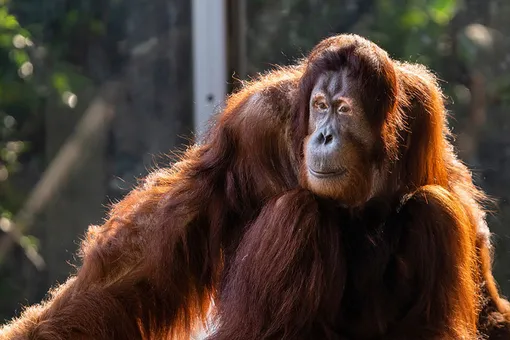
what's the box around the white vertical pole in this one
[192,0,227,139]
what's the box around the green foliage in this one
[0,5,37,229]
[371,0,457,64]
[0,1,96,217]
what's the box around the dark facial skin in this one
[304,70,377,205]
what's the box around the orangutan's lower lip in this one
[308,167,346,178]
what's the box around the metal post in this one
[192,0,227,139]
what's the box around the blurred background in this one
[0,0,509,321]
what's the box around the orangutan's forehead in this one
[312,70,355,98]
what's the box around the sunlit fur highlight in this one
[1,34,509,340]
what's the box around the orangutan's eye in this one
[338,105,350,113]
[314,101,328,110]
